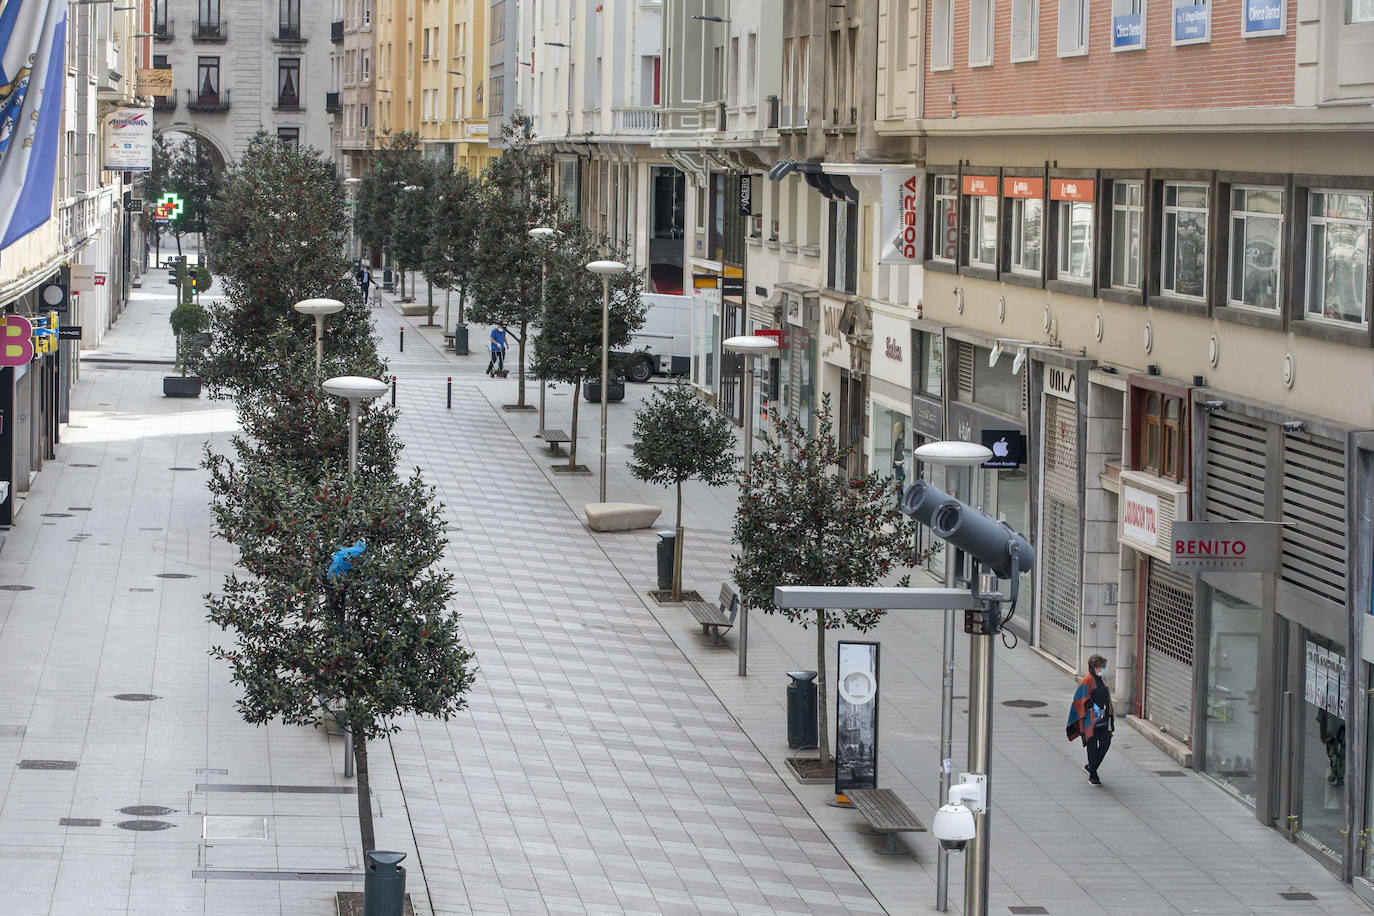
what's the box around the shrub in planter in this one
[166,299,209,397]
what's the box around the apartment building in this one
[415,0,492,173]
[869,0,1374,892]
[330,0,376,180]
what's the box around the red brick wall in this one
[924,0,1296,119]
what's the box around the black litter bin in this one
[382,266,395,292]
[363,851,407,916]
[453,322,469,355]
[787,671,819,749]
[656,530,676,591]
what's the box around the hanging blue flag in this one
[0,1,67,250]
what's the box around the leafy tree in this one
[629,382,737,599]
[169,137,222,264]
[731,396,928,768]
[201,132,371,399]
[169,298,208,378]
[354,132,422,292]
[531,230,646,471]
[140,133,175,262]
[424,166,480,330]
[466,110,565,407]
[205,457,475,855]
[391,157,445,313]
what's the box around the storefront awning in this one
[768,160,796,181]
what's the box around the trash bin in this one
[453,322,469,355]
[787,671,819,749]
[382,266,395,292]
[363,850,407,916]
[656,530,676,591]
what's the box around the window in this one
[970,0,995,66]
[197,56,220,99]
[453,87,462,120]
[1006,178,1044,275]
[361,54,369,82]
[423,28,431,59]
[1139,392,1184,480]
[1110,0,1146,51]
[1305,190,1371,325]
[1058,0,1089,55]
[932,0,954,70]
[1052,179,1095,282]
[1350,0,1374,22]
[1227,186,1282,310]
[199,0,220,27]
[1012,0,1039,61]
[361,103,369,128]
[932,175,959,261]
[279,0,301,39]
[490,75,504,115]
[1111,181,1144,289]
[745,33,757,105]
[155,0,169,31]
[827,199,859,293]
[918,332,944,397]
[277,127,300,149]
[1161,182,1208,298]
[490,1,504,42]
[278,58,301,108]
[964,177,998,269]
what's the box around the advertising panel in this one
[103,108,153,172]
[1173,0,1211,43]
[879,170,923,265]
[1243,0,1285,35]
[835,641,880,794]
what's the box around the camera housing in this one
[932,803,975,853]
[930,501,1035,581]
[900,479,957,527]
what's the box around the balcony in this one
[276,26,305,43]
[331,20,344,42]
[153,21,172,41]
[275,91,301,112]
[192,19,227,42]
[326,91,341,113]
[613,107,659,133]
[153,95,176,112]
[186,88,230,112]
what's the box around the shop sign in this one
[980,428,1025,469]
[137,68,173,97]
[94,273,106,286]
[467,122,489,138]
[1173,0,1210,43]
[756,329,783,349]
[721,276,745,297]
[69,264,95,293]
[1122,486,1159,546]
[1112,13,1144,50]
[879,169,922,265]
[58,326,82,340]
[103,108,153,172]
[1243,0,1284,35]
[1305,641,1347,719]
[1170,520,1280,572]
[738,175,753,216]
[912,395,943,440]
[0,316,34,367]
[1003,177,1043,199]
[962,175,996,197]
[835,641,880,793]
[1044,364,1076,401]
[1050,178,1094,202]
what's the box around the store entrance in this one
[1281,628,1347,873]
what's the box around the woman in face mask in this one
[1066,654,1115,787]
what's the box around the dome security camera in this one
[932,774,985,854]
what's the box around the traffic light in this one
[189,272,198,292]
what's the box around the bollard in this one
[446,377,452,409]
[390,375,397,407]
[363,850,406,916]
[399,326,404,352]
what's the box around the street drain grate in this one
[120,805,174,817]
[59,818,101,827]
[117,820,172,831]
[0,725,26,737]
[40,513,72,518]
[1002,699,1048,709]
[70,464,97,468]
[0,585,34,591]
[1029,713,1051,718]
[129,588,155,593]
[139,527,162,531]
[1009,908,1049,915]
[156,573,194,579]
[67,507,92,512]
[1154,770,1186,777]
[196,783,356,795]
[19,760,77,770]
[169,467,197,471]
[113,694,160,702]
[1279,892,1316,901]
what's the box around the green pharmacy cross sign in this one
[153,192,184,222]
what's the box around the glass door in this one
[1282,630,1347,871]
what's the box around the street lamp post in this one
[722,334,779,677]
[586,259,628,503]
[344,177,360,262]
[321,375,390,778]
[529,227,557,435]
[912,440,994,912]
[294,298,346,377]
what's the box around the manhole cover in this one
[0,585,34,591]
[156,573,194,579]
[19,759,77,770]
[1002,699,1048,709]
[169,467,197,471]
[1154,770,1186,777]
[117,820,173,831]
[70,463,97,468]
[113,694,159,702]
[41,513,72,518]
[120,805,174,817]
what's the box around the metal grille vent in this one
[1280,434,1346,608]
[1203,411,1267,521]
[1143,560,1194,744]
[957,341,974,397]
[1038,396,1081,665]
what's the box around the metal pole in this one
[598,274,610,504]
[343,395,359,780]
[446,377,452,409]
[738,354,756,677]
[314,315,324,377]
[964,620,995,916]
[538,257,547,434]
[936,464,972,911]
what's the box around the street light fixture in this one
[722,334,778,677]
[529,228,557,435]
[585,259,628,503]
[294,298,345,377]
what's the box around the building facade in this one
[330,0,376,180]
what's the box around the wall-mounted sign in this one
[738,175,753,216]
[69,264,95,293]
[835,641,880,794]
[962,175,996,196]
[0,316,34,367]
[1243,0,1284,35]
[879,169,922,265]
[94,273,106,286]
[980,429,1026,469]
[137,68,173,97]
[103,108,153,172]
[154,191,184,222]
[912,395,943,440]
[1122,486,1159,546]
[124,196,144,213]
[1173,0,1210,44]
[58,326,83,341]
[1004,177,1043,199]
[1045,364,1076,401]
[1050,178,1095,202]
[467,121,489,138]
[1170,520,1280,572]
[1112,12,1145,50]
[721,276,745,297]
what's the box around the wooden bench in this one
[846,788,926,856]
[684,582,739,646]
[541,429,571,455]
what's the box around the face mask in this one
[1096,666,1108,676]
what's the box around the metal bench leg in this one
[711,626,722,647]
[875,831,906,856]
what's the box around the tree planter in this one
[582,378,625,403]
[163,376,202,398]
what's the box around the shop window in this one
[972,346,1023,417]
[1227,186,1283,310]
[1203,588,1261,806]
[916,331,943,397]
[1110,180,1144,289]
[1139,392,1184,480]
[1006,177,1044,276]
[931,175,959,262]
[1304,189,1370,326]
[1161,182,1208,299]
[1011,0,1039,61]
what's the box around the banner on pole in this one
[879,170,923,265]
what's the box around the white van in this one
[619,293,693,382]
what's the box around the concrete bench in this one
[398,303,436,318]
[584,502,662,532]
[541,429,571,455]
[846,788,926,856]
[684,582,739,646]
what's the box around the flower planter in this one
[163,376,202,398]
[582,378,625,403]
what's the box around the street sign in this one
[1170,520,1281,573]
[94,273,106,286]
[124,197,143,213]
[58,326,83,341]
[69,264,95,293]
[154,192,184,221]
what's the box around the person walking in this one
[486,322,508,376]
[358,265,372,305]
[1066,653,1114,787]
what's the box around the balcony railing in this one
[276,92,301,111]
[153,95,176,112]
[581,109,601,133]
[153,21,172,41]
[613,107,660,133]
[186,88,231,112]
[326,91,341,113]
[277,25,304,42]
[331,20,344,42]
[193,19,226,42]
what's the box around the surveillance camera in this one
[932,802,975,853]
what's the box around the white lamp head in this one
[294,298,346,317]
[528,227,556,240]
[323,376,391,401]
[586,260,628,275]
[722,335,779,355]
[913,441,994,468]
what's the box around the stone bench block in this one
[584,502,662,532]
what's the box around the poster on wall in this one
[1304,642,1317,704]
[879,170,924,265]
[103,108,153,172]
[835,641,880,794]
[1305,641,1348,718]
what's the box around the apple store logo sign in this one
[979,429,1026,469]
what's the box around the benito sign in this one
[1170,520,1281,573]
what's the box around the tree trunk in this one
[425,278,434,326]
[671,482,684,600]
[456,283,465,323]
[515,322,528,406]
[815,608,831,767]
[351,722,375,856]
[567,373,582,469]
[175,232,182,256]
